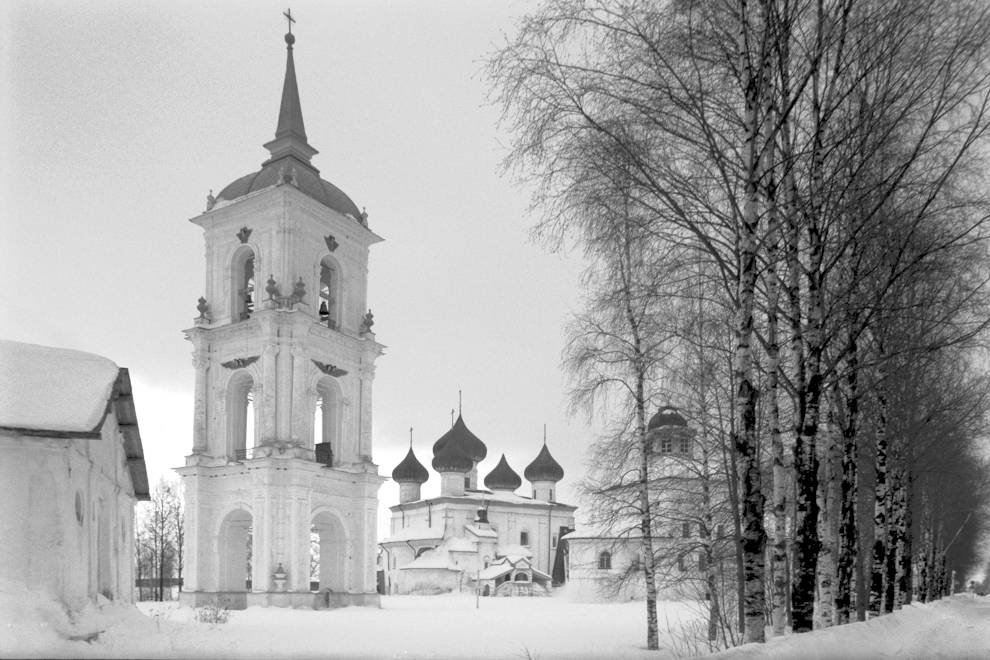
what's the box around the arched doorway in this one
[310,510,347,592]
[218,509,252,591]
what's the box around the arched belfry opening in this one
[227,371,255,460]
[314,377,341,466]
[218,509,253,592]
[318,256,339,329]
[232,246,256,321]
[311,511,347,592]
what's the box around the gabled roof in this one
[0,341,150,500]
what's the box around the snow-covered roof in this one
[390,488,576,512]
[478,556,551,581]
[380,526,443,545]
[561,527,642,541]
[445,537,477,553]
[465,524,498,539]
[0,341,150,500]
[401,551,458,571]
[0,340,120,434]
[497,544,533,558]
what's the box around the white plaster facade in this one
[176,183,385,608]
[0,342,150,610]
[381,492,575,595]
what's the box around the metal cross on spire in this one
[283,8,296,34]
[409,427,413,448]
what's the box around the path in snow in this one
[3,576,988,659]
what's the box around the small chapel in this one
[380,415,576,596]
[175,20,384,609]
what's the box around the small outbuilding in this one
[0,341,150,609]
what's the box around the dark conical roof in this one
[484,454,522,491]
[215,30,364,222]
[392,447,429,484]
[431,437,473,473]
[647,406,688,431]
[432,414,487,463]
[524,443,564,483]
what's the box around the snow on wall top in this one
[0,340,120,433]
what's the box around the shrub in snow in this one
[195,600,231,626]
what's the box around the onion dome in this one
[215,30,364,222]
[484,454,522,491]
[432,414,487,463]
[524,443,564,483]
[648,406,687,431]
[392,447,429,484]
[431,437,473,473]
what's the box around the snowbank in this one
[711,595,990,660]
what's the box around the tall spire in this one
[263,13,318,167]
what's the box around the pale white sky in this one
[1,1,597,534]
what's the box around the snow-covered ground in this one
[2,578,988,659]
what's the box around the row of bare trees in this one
[490,0,990,648]
[136,478,184,601]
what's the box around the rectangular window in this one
[677,554,685,571]
[660,437,672,453]
[698,553,708,572]
[678,437,690,454]
[716,524,725,539]
[552,534,557,549]
[520,531,529,546]
[682,522,690,538]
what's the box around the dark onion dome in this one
[432,414,487,463]
[484,454,522,491]
[524,443,564,483]
[392,447,429,484]
[648,406,688,431]
[431,436,473,473]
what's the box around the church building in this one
[175,23,385,609]
[380,415,575,596]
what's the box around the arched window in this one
[520,530,529,546]
[598,550,612,570]
[227,371,255,460]
[318,256,338,329]
[231,247,256,322]
[513,572,528,582]
[313,377,341,466]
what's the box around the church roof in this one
[524,443,564,483]
[647,406,688,431]
[0,341,150,500]
[484,454,522,491]
[391,447,429,484]
[215,30,363,222]
[432,414,487,463]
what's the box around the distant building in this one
[563,407,731,602]
[0,341,150,609]
[380,415,575,595]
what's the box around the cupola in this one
[647,406,695,456]
[484,454,522,493]
[392,443,428,504]
[432,437,472,497]
[524,442,564,502]
[432,411,487,490]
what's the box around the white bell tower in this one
[176,21,385,609]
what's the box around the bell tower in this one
[176,22,385,609]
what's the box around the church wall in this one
[0,414,140,609]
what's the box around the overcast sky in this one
[1,1,601,533]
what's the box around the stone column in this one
[290,344,308,446]
[191,351,209,454]
[260,344,278,443]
